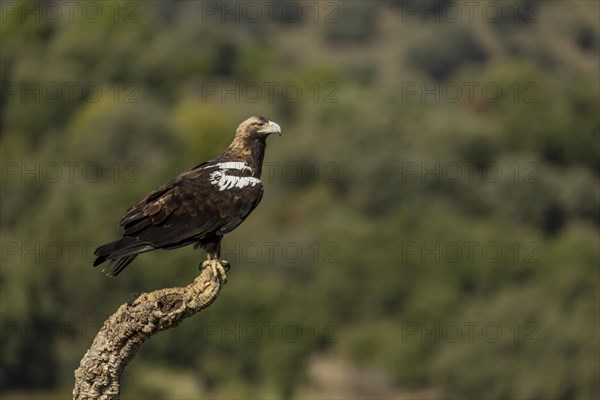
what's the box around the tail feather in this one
[103,255,137,277]
[93,237,154,276]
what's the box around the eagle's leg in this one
[199,237,230,283]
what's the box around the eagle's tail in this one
[93,237,154,277]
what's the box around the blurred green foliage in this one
[1,1,598,399]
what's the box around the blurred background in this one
[1,0,599,399]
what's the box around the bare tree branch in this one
[73,267,223,400]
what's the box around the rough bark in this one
[73,267,223,400]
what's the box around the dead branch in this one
[73,267,223,400]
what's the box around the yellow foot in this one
[201,259,230,284]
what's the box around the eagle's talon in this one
[200,259,228,284]
[215,260,228,284]
[199,259,211,271]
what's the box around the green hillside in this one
[1,1,598,398]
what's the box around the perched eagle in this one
[93,116,281,282]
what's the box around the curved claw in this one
[200,259,230,284]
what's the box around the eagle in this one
[93,116,281,283]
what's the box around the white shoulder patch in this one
[205,162,261,191]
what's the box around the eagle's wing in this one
[119,162,264,248]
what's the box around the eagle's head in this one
[236,116,282,139]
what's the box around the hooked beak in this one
[260,120,282,136]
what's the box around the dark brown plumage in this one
[93,116,281,281]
